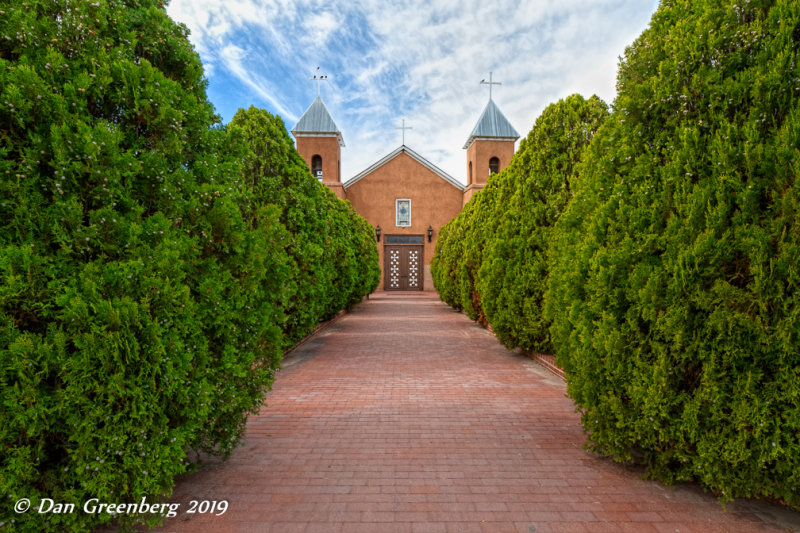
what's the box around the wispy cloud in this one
[218,44,297,121]
[301,9,341,48]
[167,0,659,182]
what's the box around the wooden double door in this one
[385,245,424,291]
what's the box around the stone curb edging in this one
[524,352,566,381]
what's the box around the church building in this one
[291,78,519,292]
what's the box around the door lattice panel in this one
[389,249,400,289]
[408,249,419,288]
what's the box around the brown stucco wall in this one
[462,183,482,206]
[295,136,341,183]
[344,150,464,291]
[463,139,516,204]
[466,139,515,179]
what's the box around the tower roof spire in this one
[291,96,345,147]
[292,66,344,145]
[463,73,519,149]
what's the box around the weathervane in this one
[396,118,413,145]
[480,71,502,100]
[310,66,328,97]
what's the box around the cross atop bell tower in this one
[481,71,501,101]
[310,66,328,97]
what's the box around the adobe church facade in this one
[291,86,519,292]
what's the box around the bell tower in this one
[462,72,519,205]
[291,69,346,199]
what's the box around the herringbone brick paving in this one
[154,292,798,533]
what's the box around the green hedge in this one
[547,0,800,507]
[229,106,379,347]
[431,183,496,322]
[431,94,608,350]
[0,2,377,532]
[477,95,608,353]
[434,0,800,510]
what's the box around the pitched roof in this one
[291,96,345,146]
[345,145,465,191]
[463,99,519,149]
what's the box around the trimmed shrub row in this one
[0,2,378,532]
[433,0,799,509]
[229,106,380,348]
[431,93,609,352]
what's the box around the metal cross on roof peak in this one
[480,71,502,101]
[396,118,413,145]
[310,66,328,97]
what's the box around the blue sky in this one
[167,0,660,184]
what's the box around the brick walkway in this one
[154,292,798,533]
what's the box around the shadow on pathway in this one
[153,292,799,533]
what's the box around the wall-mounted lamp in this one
[427,225,434,242]
[375,225,381,242]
